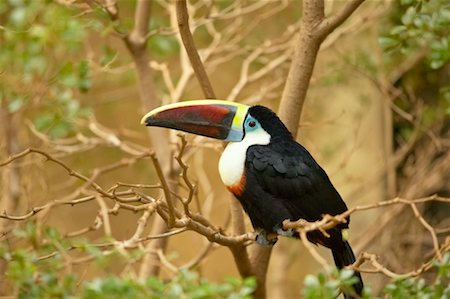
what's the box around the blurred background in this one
[0,0,449,298]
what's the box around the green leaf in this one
[339,269,355,281]
[78,60,91,92]
[34,113,54,132]
[430,59,444,69]
[8,97,24,112]
[30,24,48,41]
[49,121,70,138]
[149,35,179,57]
[390,25,407,35]
[378,36,400,49]
[401,7,417,26]
[10,6,27,26]
[304,275,319,287]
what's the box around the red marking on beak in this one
[143,104,237,140]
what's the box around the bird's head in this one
[140,99,292,142]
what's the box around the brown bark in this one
[278,30,322,135]
[279,0,366,136]
[175,0,215,98]
[249,246,272,298]
[0,104,21,294]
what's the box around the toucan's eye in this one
[248,121,256,128]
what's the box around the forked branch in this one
[278,0,366,136]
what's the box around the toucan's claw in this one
[274,223,296,238]
[255,230,278,247]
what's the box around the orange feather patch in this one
[226,174,246,197]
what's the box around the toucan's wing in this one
[246,141,348,227]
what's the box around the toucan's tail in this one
[332,241,364,298]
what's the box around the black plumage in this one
[235,106,364,298]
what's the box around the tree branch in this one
[317,0,366,38]
[130,0,152,42]
[278,0,366,136]
[150,153,176,228]
[176,0,215,98]
[278,0,324,135]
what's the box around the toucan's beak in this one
[141,100,249,142]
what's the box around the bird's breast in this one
[218,142,247,188]
[218,129,271,191]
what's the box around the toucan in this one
[141,100,364,298]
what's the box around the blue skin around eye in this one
[225,115,261,142]
[244,116,262,132]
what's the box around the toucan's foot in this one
[274,223,295,238]
[255,230,278,247]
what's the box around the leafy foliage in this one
[379,0,450,147]
[82,271,255,299]
[0,0,92,138]
[3,221,449,298]
[303,253,450,299]
[1,222,255,299]
[384,253,450,299]
[380,0,450,69]
[303,268,360,299]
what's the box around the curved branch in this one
[176,0,215,98]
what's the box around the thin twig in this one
[150,153,176,228]
[175,134,197,215]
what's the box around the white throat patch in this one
[218,128,271,187]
